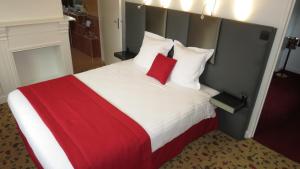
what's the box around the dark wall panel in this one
[125,2,145,53]
[146,6,167,37]
[200,19,276,139]
[187,14,222,63]
[165,10,190,45]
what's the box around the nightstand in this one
[114,51,136,60]
[210,92,246,114]
[210,92,247,140]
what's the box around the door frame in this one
[97,0,124,65]
[245,0,296,138]
[97,0,105,63]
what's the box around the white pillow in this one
[144,31,166,40]
[170,40,214,90]
[133,32,173,70]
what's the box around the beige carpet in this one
[0,103,299,169]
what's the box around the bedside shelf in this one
[114,51,136,60]
[210,92,246,114]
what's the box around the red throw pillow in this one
[147,53,177,84]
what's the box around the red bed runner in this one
[18,75,152,169]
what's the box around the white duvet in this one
[8,60,218,169]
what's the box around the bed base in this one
[17,116,218,169]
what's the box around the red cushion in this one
[147,54,177,84]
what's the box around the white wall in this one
[126,0,295,138]
[276,0,300,74]
[126,0,290,27]
[0,0,63,22]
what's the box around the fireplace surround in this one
[0,16,74,103]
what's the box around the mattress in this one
[8,60,218,169]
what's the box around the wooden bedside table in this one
[114,51,136,60]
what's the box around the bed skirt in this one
[152,116,218,168]
[17,116,218,169]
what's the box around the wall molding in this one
[0,27,8,41]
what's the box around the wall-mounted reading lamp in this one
[137,4,144,9]
[201,0,217,20]
[137,0,152,9]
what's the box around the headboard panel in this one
[125,2,145,53]
[124,2,276,139]
[125,2,222,60]
[199,19,276,138]
[145,6,167,37]
[187,14,222,63]
[201,20,275,96]
[165,10,190,46]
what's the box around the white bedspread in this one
[8,60,218,169]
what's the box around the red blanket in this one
[19,75,152,169]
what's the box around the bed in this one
[8,59,218,169]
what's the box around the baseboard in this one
[244,130,253,139]
[0,95,7,104]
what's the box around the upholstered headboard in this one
[125,2,221,63]
[200,20,276,138]
[125,2,276,139]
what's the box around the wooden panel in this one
[88,15,100,38]
[67,11,101,58]
[71,32,100,57]
[84,0,99,17]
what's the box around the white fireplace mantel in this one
[0,16,74,104]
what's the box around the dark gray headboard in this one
[125,2,221,64]
[125,3,145,53]
[200,20,276,138]
[125,2,276,139]
[187,14,221,63]
[165,9,190,46]
[146,6,167,36]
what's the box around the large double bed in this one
[8,60,218,169]
[5,0,278,167]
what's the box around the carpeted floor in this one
[255,71,300,163]
[1,103,299,169]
